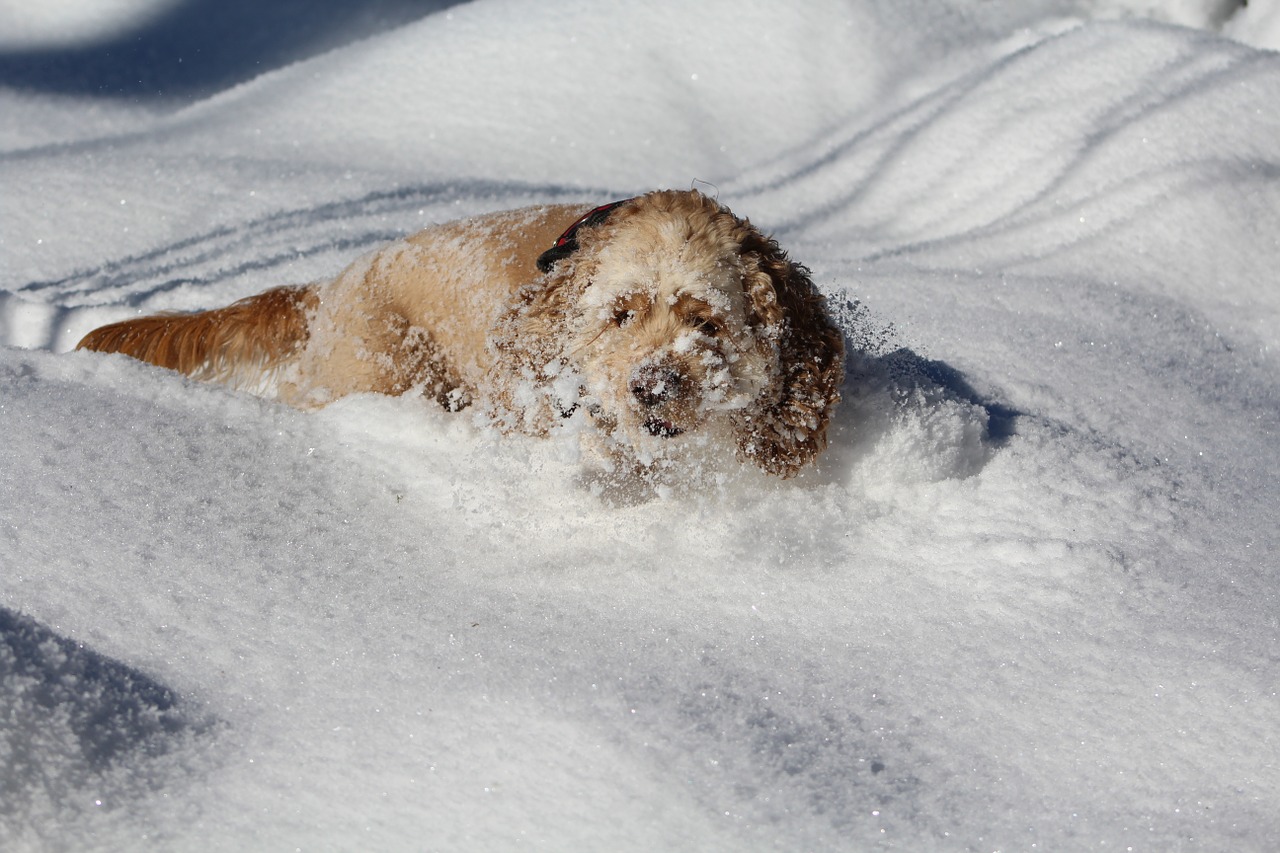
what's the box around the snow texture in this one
[1,0,1277,850]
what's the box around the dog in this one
[77,190,845,478]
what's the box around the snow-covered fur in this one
[77,190,844,477]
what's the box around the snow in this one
[1,0,1278,849]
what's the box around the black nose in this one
[631,365,683,408]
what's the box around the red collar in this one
[536,198,633,272]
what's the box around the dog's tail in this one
[76,285,317,386]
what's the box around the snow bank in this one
[2,1,1278,850]
[1225,0,1280,48]
[0,0,179,49]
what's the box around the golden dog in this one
[78,190,844,477]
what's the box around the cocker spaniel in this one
[78,190,845,478]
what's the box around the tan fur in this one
[77,190,845,477]
[77,285,317,388]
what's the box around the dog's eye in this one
[690,316,720,336]
[613,309,635,328]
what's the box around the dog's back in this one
[75,202,589,406]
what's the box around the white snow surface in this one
[2,1,1278,850]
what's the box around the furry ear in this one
[485,263,593,434]
[488,202,635,433]
[733,226,846,477]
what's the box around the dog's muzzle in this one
[631,364,682,408]
[632,364,687,438]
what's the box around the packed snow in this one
[2,0,1278,850]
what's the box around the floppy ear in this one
[733,225,846,477]
[486,261,594,433]
[487,201,636,432]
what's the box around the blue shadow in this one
[0,0,463,98]
[0,606,195,770]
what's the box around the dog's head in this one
[495,190,844,478]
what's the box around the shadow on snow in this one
[0,606,215,818]
[0,0,464,99]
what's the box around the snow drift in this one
[2,0,1278,850]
